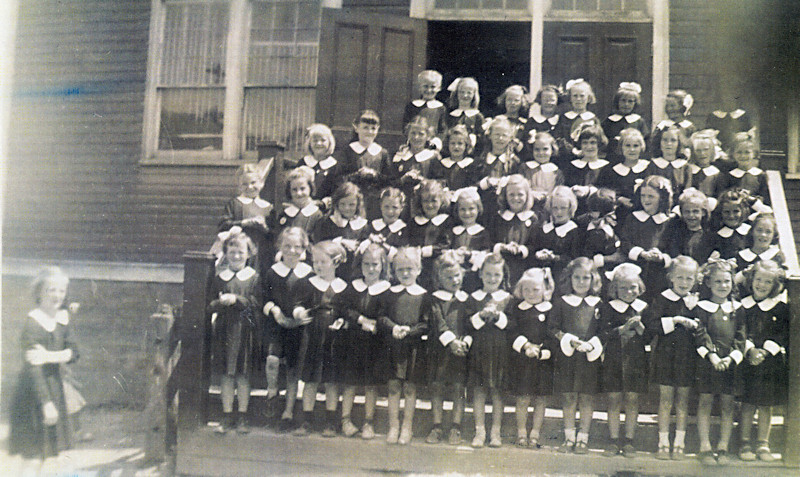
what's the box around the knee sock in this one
[659,431,670,447]
[674,430,686,448]
[564,428,576,442]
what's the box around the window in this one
[143,0,322,163]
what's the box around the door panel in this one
[317,8,427,151]
[544,22,652,123]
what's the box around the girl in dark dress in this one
[333,243,391,440]
[601,82,649,164]
[275,166,324,236]
[438,124,479,193]
[521,131,564,211]
[362,187,409,251]
[209,232,263,434]
[446,77,485,151]
[649,124,691,198]
[475,116,521,220]
[507,268,556,449]
[555,79,601,160]
[531,186,582,281]
[312,181,368,281]
[442,188,493,293]
[735,213,784,284]
[725,132,769,206]
[408,179,450,291]
[10,267,77,468]
[661,188,713,265]
[708,189,752,260]
[687,130,726,200]
[737,260,788,463]
[562,124,609,215]
[343,110,390,221]
[644,256,700,461]
[596,128,651,214]
[491,174,541,285]
[296,123,342,200]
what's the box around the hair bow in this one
[618,82,642,94]
[701,256,737,276]
[570,120,596,143]
[454,186,480,203]
[605,262,642,281]
[682,93,694,114]
[447,78,462,92]
[565,78,585,91]
[746,127,758,142]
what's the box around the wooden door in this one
[543,22,652,123]
[316,8,427,152]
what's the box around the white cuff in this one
[661,317,675,335]
[493,243,504,254]
[439,330,457,347]
[586,336,603,362]
[430,137,443,151]
[697,345,709,358]
[512,336,529,353]
[540,349,551,360]
[560,333,577,357]
[629,246,644,261]
[422,245,434,258]
[744,339,755,353]
[479,177,491,190]
[519,245,529,259]
[592,254,604,269]
[662,254,672,269]
[729,349,744,365]
[470,313,485,330]
[263,301,275,315]
[763,340,782,356]
[495,312,508,329]
[463,336,473,348]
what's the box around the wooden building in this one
[4,0,800,265]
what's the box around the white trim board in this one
[2,258,184,283]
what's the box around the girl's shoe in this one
[716,450,732,466]
[293,420,311,436]
[426,426,443,444]
[656,445,671,460]
[321,422,337,438]
[516,436,528,448]
[471,428,486,448]
[671,446,685,460]
[622,440,636,458]
[739,443,756,461]
[489,429,502,448]
[699,450,717,466]
[277,416,294,433]
[398,426,413,445]
[386,426,400,444]
[603,442,620,457]
[361,423,375,440]
[574,440,588,455]
[756,445,775,462]
[448,427,463,445]
[341,419,359,438]
[236,414,250,434]
[558,439,575,453]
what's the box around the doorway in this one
[427,21,531,117]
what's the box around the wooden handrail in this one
[767,171,800,278]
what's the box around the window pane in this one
[161,2,229,86]
[243,87,316,151]
[158,88,224,150]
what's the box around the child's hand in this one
[392,325,409,340]
[511,137,523,152]
[26,344,49,366]
[42,401,59,426]
[448,341,466,357]
[524,342,540,359]
[576,341,594,353]
[293,307,311,325]
[535,249,554,261]
[748,348,766,365]
[340,238,359,252]
[219,293,237,306]
[720,356,733,370]
[572,185,590,199]
[570,338,583,350]
[359,316,377,334]
[617,197,633,209]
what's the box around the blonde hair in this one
[513,267,554,302]
[304,123,336,156]
[607,263,646,300]
[448,77,480,109]
[618,128,646,153]
[392,247,422,270]
[498,174,534,212]
[546,186,578,219]
[312,240,347,268]
[31,266,69,305]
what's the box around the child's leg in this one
[576,393,594,449]
[364,386,377,423]
[531,396,547,444]
[624,392,639,440]
[697,393,713,452]
[657,385,674,436]
[430,382,444,427]
[515,395,531,441]
[282,366,299,421]
[322,382,339,436]
[452,384,465,427]
[386,380,401,443]
[472,386,487,447]
[717,394,735,452]
[341,385,357,423]
[399,382,417,444]
[606,392,622,440]
[265,354,281,399]
[489,388,504,447]
[236,375,251,413]
[302,381,318,412]
[221,374,235,413]
[562,392,578,440]
[756,405,775,460]
[673,386,690,451]
[740,403,756,446]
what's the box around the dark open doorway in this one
[427,21,531,117]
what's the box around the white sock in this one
[659,431,670,447]
[564,427,576,442]
[674,430,686,448]
[577,431,589,444]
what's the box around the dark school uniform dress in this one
[694,299,746,395]
[507,300,555,396]
[312,213,368,281]
[437,157,479,193]
[294,275,348,383]
[476,150,521,220]
[218,196,274,274]
[332,279,392,386]
[529,220,581,282]
[408,213,451,291]
[442,223,493,293]
[526,112,560,135]
[617,210,671,300]
[596,159,651,204]
[648,157,691,198]
[601,113,650,164]
[465,289,513,388]
[446,108,485,149]
[739,294,789,406]
[548,294,603,394]
[555,110,601,162]
[9,309,76,459]
[344,141,390,221]
[660,216,713,264]
[490,209,540,285]
[519,161,564,206]
[276,202,323,237]
[577,212,621,274]
[653,118,697,153]
[706,109,752,151]
[736,245,785,273]
[562,157,609,216]
[403,99,448,137]
[209,266,263,378]
[689,164,726,199]
[385,147,442,216]
[364,218,409,250]
[378,284,429,383]
[599,298,649,393]
[296,155,344,201]
[725,167,769,204]
[426,289,471,386]
[644,289,700,388]
[709,223,751,260]
[262,261,313,368]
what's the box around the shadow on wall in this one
[0,275,182,418]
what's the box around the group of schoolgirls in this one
[206,70,789,466]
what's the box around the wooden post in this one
[176,251,216,433]
[143,304,175,463]
[785,278,800,467]
[258,141,286,214]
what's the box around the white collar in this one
[742,293,786,311]
[330,212,367,231]
[284,202,319,218]
[441,157,474,169]
[632,210,669,224]
[518,301,552,312]
[651,157,687,169]
[390,284,427,295]
[352,279,391,295]
[411,99,443,108]
[739,245,780,262]
[730,167,763,178]
[714,109,745,119]
[612,160,649,176]
[433,289,468,302]
[678,119,693,128]
[542,221,577,237]
[309,275,347,293]
[349,142,383,156]
[272,261,312,279]
[571,158,608,170]
[717,223,751,238]
[564,111,596,121]
[219,266,256,282]
[414,214,449,226]
[393,147,435,163]
[485,152,511,165]
[303,155,337,170]
[500,210,536,222]
[372,218,406,233]
[689,164,720,176]
[236,196,272,208]
[697,300,740,313]
[562,294,601,307]
[471,289,510,302]
[530,112,559,125]
[607,113,642,123]
[29,308,69,332]
[453,223,485,236]
[712,110,727,118]
[661,289,698,309]
[609,298,647,314]
[523,161,559,173]
[450,108,480,117]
